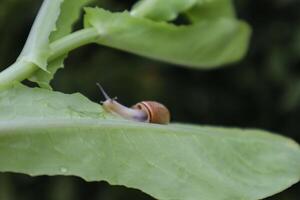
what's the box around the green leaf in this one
[131,0,198,21]
[0,85,299,200]
[49,0,91,42]
[17,0,64,71]
[84,8,251,68]
[187,0,236,22]
[0,84,109,120]
[29,0,94,89]
[130,0,234,22]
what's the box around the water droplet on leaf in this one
[60,167,68,173]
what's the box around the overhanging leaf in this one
[16,0,63,71]
[84,8,251,68]
[187,0,235,22]
[131,0,198,21]
[0,85,299,200]
[29,0,94,89]
[130,0,235,22]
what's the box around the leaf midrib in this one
[0,118,296,146]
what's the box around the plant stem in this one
[49,28,99,60]
[0,27,99,89]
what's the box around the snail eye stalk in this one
[96,83,111,100]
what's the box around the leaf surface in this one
[84,8,251,68]
[29,0,94,89]
[17,0,63,71]
[131,0,198,21]
[131,0,235,22]
[0,86,299,200]
[187,0,235,22]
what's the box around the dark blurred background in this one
[0,0,299,199]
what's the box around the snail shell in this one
[132,101,170,124]
[97,83,170,124]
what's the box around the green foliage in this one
[0,0,64,89]
[131,0,235,22]
[0,0,299,200]
[17,0,63,71]
[187,0,235,21]
[84,8,250,69]
[0,0,251,89]
[30,0,94,89]
[0,86,299,200]
[131,0,197,21]
[0,85,109,120]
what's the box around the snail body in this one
[97,83,170,124]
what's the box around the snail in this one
[97,83,170,124]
